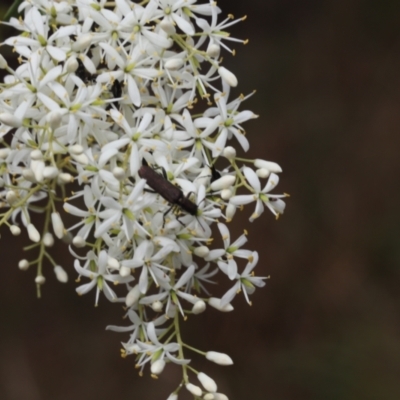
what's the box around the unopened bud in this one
[205,351,233,366]
[152,300,163,312]
[43,166,59,179]
[51,212,64,239]
[27,223,40,242]
[166,394,178,400]
[186,383,202,397]
[218,67,238,87]
[210,175,235,191]
[22,169,36,182]
[151,359,166,375]
[160,19,176,35]
[0,113,22,128]
[225,203,236,222]
[254,159,282,173]
[198,372,217,393]
[207,43,220,58]
[68,144,84,155]
[18,259,30,270]
[6,190,18,205]
[0,148,10,159]
[54,265,68,283]
[30,149,43,160]
[46,110,63,129]
[208,297,234,312]
[165,58,184,70]
[35,275,46,285]
[32,160,45,182]
[220,188,233,200]
[10,225,21,236]
[107,257,120,270]
[72,235,85,248]
[222,146,236,160]
[58,173,74,184]
[71,152,89,165]
[256,168,270,178]
[112,167,125,181]
[119,266,131,277]
[125,285,140,307]
[43,232,54,247]
[65,56,79,73]
[192,300,206,314]
[214,393,229,400]
[72,34,92,52]
[193,246,210,258]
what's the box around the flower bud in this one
[43,166,59,180]
[0,113,22,127]
[6,190,18,205]
[46,110,63,129]
[167,394,178,400]
[198,372,217,393]
[52,212,64,239]
[10,225,21,236]
[225,203,236,222]
[0,54,8,69]
[165,58,184,70]
[222,146,236,160]
[214,394,229,400]
[152,300,163,312]
[54,265,68,283]
[72,34,92,52]
[72,235,85,248]
[0,148,10,159]
[58,173,74,184]
[18,259,30,270]
[254,159,282,173]
[210,175,235,191]
[218,67,238,87]
[65,56,79,73]
[207,43,220,58]
[107,256,120,270]
[256,168,270,178]
[192,300,206,314]
[204,394,215,400]
[220,189,233,200]
[22,169,36,182]
[30,149,43,160]
[69,144,84,155]
[27,223,41,242]
[125,285,140,307]
[119,266,131,277]
[43,232,54,247]
[186,383,202,397]
[205,351,233,366]
[71,152,89,165]
[151,359,166,375]
[208,297,234,312]
[112,167,125,181]
[193,246,209,258]
[160,19,176,35]
[35,275,46,285]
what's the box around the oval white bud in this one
[254,159,282,173]
[68,144,84,155]
[205,351,233,366]
[167,394,178,400]
[125,285,140,307]
[208,297,234,312]
[160,19,176,35]
[0,113,22,128]
[0,54,8,69]
[210,175,235,191]
[0,148,10,159]
[30,149,43,160]
[186,383,202,397]
[107,257,120,270]
[207,43,220,58]
[35,275,46,285]
[27,223,41,242]
[214,393,229,400]
[43,232,54,247]
[204,394,215,400]
[165,58,184,70]
[222,146,236,160]
[72,235,85,248]
[192,300,206,314]
[119,266,131,277]
[152,300,163,312]
[112,167,125,181]
[10,225,21,236]
[22,169,36,182]
[71,152,89,165]
[220,188,233,200]
[32,160,45,182]
[43,166,59,180]
[218,67,238,87]
[225,203,236,222]
[65,56,79,73]
[51,212,64,239]
[72,34,92,52]
[256,168,270,178]
[6,190,18,205]
[193,246,210,258]
[198,372,217,393]
[58,173,74,184]
[54,265,68,283]
[46,110,63,129]
[18,259,30,270]
[151,359,165,375]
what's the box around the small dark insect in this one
[138,161,198,217]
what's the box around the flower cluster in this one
[0,0,287,398]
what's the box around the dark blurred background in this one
[1,0,400,399]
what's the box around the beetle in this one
[138,161,198,218]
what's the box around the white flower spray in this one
[0,0,288,398]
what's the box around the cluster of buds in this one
[0,0,287,398]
